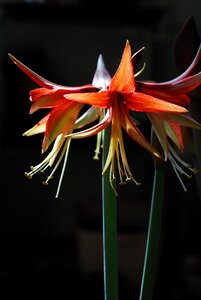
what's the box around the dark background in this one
[0,1,201,299]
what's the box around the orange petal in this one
[110,40,135,93]
[30,88,67,113]
[8,53,97,92]
[119,103,161,158]
[67,108,112,139]
[126,92,188,113]
[42,102,83,152]
[23,115,49,136]
[64,91,109,107]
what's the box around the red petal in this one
[119,103,161,158]
[67,108,112,139]
[64,91,109,107]
[136,43,201,90]
[110,40,135,92]
[42,102,83,152]
[164,121,184,151]
[125,92,188,113]
[136,86,190,106]
[30,88,67,113]
[8,53,97,92]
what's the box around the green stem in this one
[102,124,118,300]
[139,164,165,300]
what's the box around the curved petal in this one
[137,70,201,94]
[119,103,161,158]
[136,86,190,106]
[147,113,168,160]
[30,88,68,113]
[136,43,201,90]
[125,92,188,113]
[67,108,112,139]
[163,121,184,151]
[42,102,83,152]
[162,112,201,129]
[74,106,101,129]
[64,91,109,107]
[169,72,201,94]
[23,114,49,136]
[8,53,97,92]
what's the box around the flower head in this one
[64,40,194,193]
[9,53,103,197]
[9,39,201,195]
[135,43,201,190]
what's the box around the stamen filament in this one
[134,63,146,78]
[43,138,71,186]
[55,138,72,198]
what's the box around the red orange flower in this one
[9,39,201,195]
[65,40,199,193]
[135,43,201,189]
[8,53,104,197]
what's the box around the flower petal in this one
[74,106,101,129]
[119,103,161,158]
[162,113,201,129]
[136,86,190,106]
[23,115,49,136]
[92,54,111,89]
[30,88,67,113]
[136,43,201,90]
[67,108,112,139]
[8,53,97,92]
[147,113,168,160]
[169,72,201,94]
[126,92,188,113]
[137,70,201,94]
[164,121,184,151]
[110,40,135,92]
[64,91,109,107]
[42,102,83,152]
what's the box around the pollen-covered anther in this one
[24,172,32,179]
[93,149,100,160]
[131,176,141,185]
[125,177,132,182]
[42,181,49,186]
[191,167,198,174]
[119,181,126,186]
[42,174,54,186]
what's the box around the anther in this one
[42,181,49,186]
[125,177,132,182]
[24,172,32,179]
[93,150,100,160]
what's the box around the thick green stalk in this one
[102,125,118,300]
[139,163,165,300]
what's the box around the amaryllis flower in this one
[64,40,193,193]
[135,43,201,190]
[8,54,99,152]
[9,53,107,197]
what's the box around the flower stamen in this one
[168,143,198,191]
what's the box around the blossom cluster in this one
[9,40,201,197]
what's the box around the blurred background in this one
[0,0,201,299]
